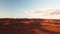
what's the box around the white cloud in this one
[24,9,60,19]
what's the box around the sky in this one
[0,0,60,19]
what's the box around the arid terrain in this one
[0,18,60,34]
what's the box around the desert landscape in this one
[0,18,60,34]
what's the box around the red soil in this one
[0,18,60,34]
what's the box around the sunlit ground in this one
[0,18,60,34]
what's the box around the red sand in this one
[0,18,60,34]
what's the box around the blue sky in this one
[0,0,60,18]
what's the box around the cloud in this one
[24,9,60,19]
